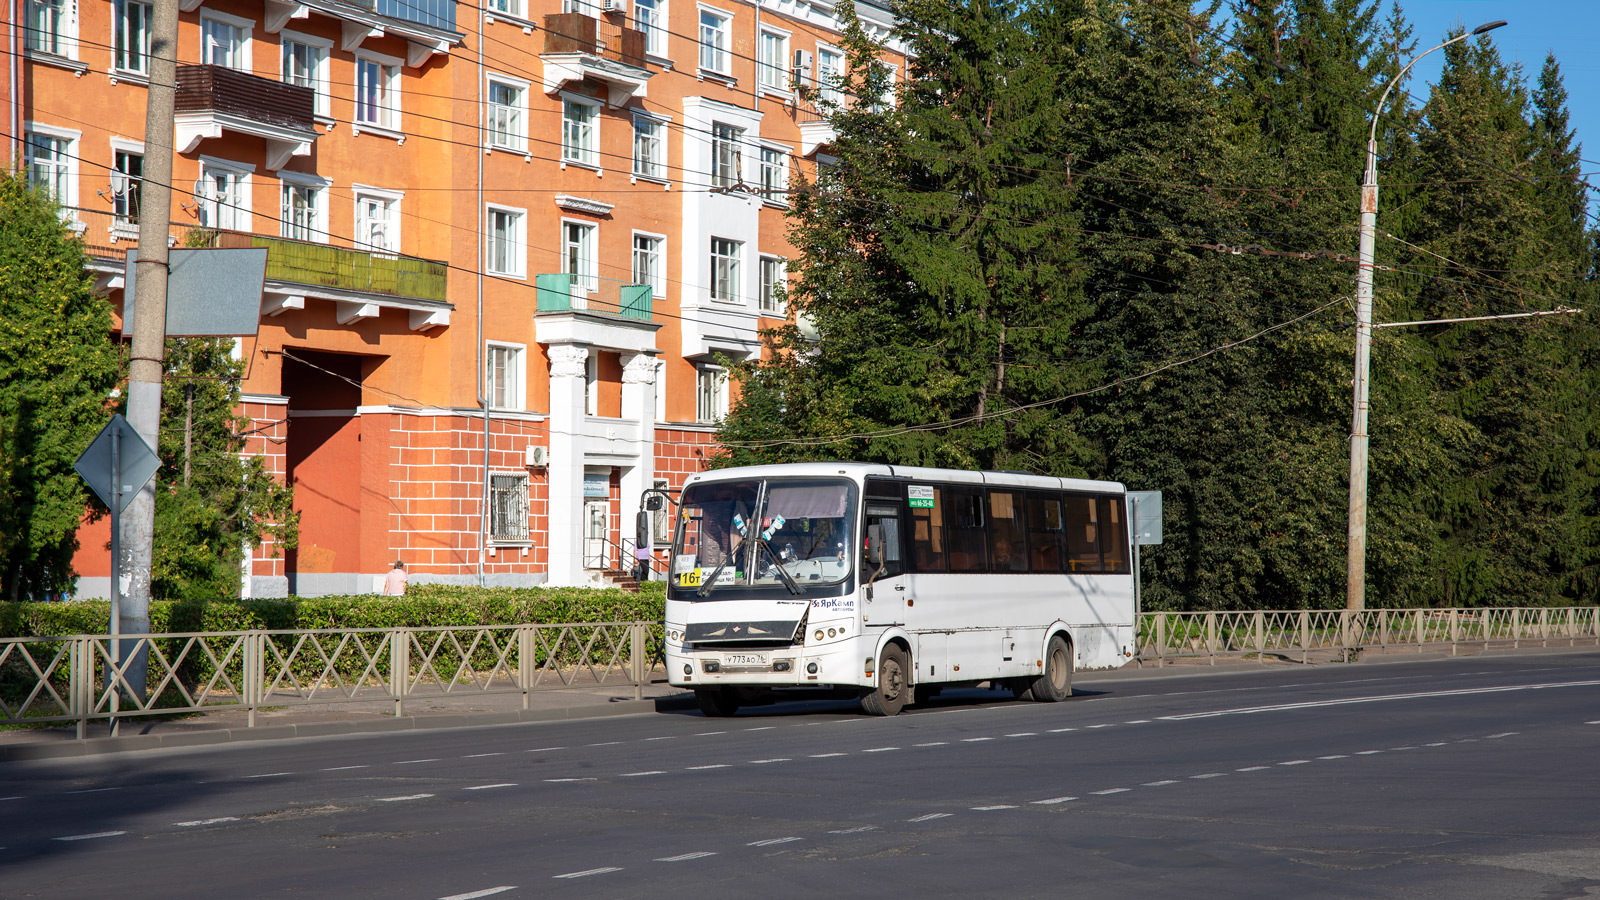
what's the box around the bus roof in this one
[683,462,1127,495]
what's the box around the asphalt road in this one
[2,652,1598,900]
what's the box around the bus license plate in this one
[723,652,769,668]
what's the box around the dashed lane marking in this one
[439,887,516,900]
[645,737,675,741]
[1031,796,1077,805]
[546,778,597,783]
[1091,788,1130,795]
[54,832,125,842]
[1190,773,1226,779]
[554,868,621,879]
[687,765,730,770]
[242,773,291,779]
[1143,780,1179,786]
[462,753,504,759]
[1161,680,1600,721]
[588,742,622,747]
[1486,732,1519,739]
[972,805,1017,811]
[1279,760,1310,766]
[745,727,777,732]
[620,771,667,777]
[65,787,122,794]
[0,796,21,801]
[1424,743,1448,747]
[1086,724,1114,729]
[809,753,846,758]
[748,837,802,846]
[1236,767,1269,772]
[1048,728,1077,733]
[749,759,792,764]
[656,852,716,862]
[828,826,879,834]
[1318,755,1349,760]
[1005,733,1037,738]
[323,765,368,771]
[396,759,440,765]
[1125,720,1152,724]
[1355,750,1384,755]
[174,818,239,827]
[862,747,898,753]
[908,813,952,822]
[696,732,727,736]
[375,794,434,802]
[465,784,517,791]
[961,738,993,743]
[526,747,565,753]
[914,742,948,747]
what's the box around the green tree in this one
[0,172,121,600]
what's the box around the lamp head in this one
[1471,20,1508,35]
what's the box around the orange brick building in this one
[9,0,903,595]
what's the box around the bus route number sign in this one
[908,485,935,509]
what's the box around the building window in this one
[26,0,72,57]
[634,0,665,56]
[708,236,741,303]
[112,150,143,227]
[652,477,670,543]
[632,115,665,180]
[24,131,73,204]
[355,54,400,130]
[354,189,400,253]
[487,76,526,151]
[633,234,664,297]
[758,29,788,92]
[281,34,330,117]
[698,8,729,74]
[196,162,248,231]
[696,365,726,423]
[759,256,785,315]
[200,13,250,71]
[489,473,530,541]
[486,206,525,277]
[563,221,597,291]
[759,146,787,201]
[280,180,324,242]
[114,0,152,74]
[562,98,597,166]
[710,122,742,189]
[486,0,523,16]
[486,343,522,409]
[817,46,844,107]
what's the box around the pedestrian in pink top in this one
[383,560,407,596]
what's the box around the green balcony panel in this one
[537,273,574,312]
[619,283,652,320]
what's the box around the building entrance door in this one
[583,500,609,570]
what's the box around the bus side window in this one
[908,488,946,572]
[986,490,1027,572]
[1026,492,1065,573]
[1098,496,1130,574]
[946,487,987,573]
[1063,493,1102,573]
[864,504,905,579]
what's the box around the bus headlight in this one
[683,663,692,676]
[815,629,825,641]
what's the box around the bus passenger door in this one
[861,500,906,626]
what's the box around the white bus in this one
[661,462,1136,716]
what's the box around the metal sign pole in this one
[109,425,121,737]
[1132,496,1142,622]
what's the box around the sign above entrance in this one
[583,473,609,498]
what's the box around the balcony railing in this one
[536,273,652,321]
[194,230,449,303]
[543,12,647,68]
[176,64,315,132]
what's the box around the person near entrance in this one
[383,560,408,596]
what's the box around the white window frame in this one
[199,10,253,72]
[632,112,668,182]
[561,94,600,168]
[489,471,530,542]
[352,185,403,254]
[708,236,741,304]
[697,5,731,75]
[634,0,666,58]
[278,170,329,243]
[817,44,844,107]
[632,231,665,297]
[485,203,527,278]
[758,27,789,94]
[486,341,526,410]
[758,143,788,203]
[113,0,152,75]
[485,0,524,18]
[109,137,144,236]
[196,155,253,232]
[696,364,726,424]
[759,255,786,315]
[561,218,598,292]
[280,30,332,118]
[23,123,79,210]
[26,0,77,59]
[710,121,743,189]
[486,73,529,153]
[354,50,403,133]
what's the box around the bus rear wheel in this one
[861,645,910,716]
[695,687,740,717]
[1023,635,1073,702]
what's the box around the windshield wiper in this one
[757,539,805,596]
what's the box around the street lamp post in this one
[1346,20,1507,611]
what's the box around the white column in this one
[547,344,589,586]
[620,352,659,556]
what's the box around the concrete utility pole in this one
[120,0,182,694]
[1346,20,1506,612]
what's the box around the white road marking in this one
[65,787,121,794]
[745,726,777,732]
[588,742,622,747]
[696,731,726,736]
[1190,773,1226,779]
[553,868,621,879]
[54,832,125,842]
[1587,721,1600,725]
[1318,755,1348,760]
[656,852,716,862]
[809,753,847,758]
[1086,724,1114,729]
[323,765,368,771]
[1005,733,1037,738]
[1236,767,1269,772]
[0,796,21,801]
[1390,746,1418,751]
[1143,780,1179,786]
[908,813,952,822]
[961,737,994,743]
[526,747,564,753]
[1279,760,1310,766]
[620,771,666,777]
[396,759,439,765]
[828,826,879,834]
[465,784,517,791]
[914,742,948,747]
[1457,738,1480,743]
[1161,679,1600,721]
[174,817,239,827]
[749,759,791,764]
[644,736,674,741]
[375,794,434,802]
[242,773,291,779]
[687,765,730,770]
[748,837,802,846]
[972,805,1017,811]
[1125,720,1152,724]
[862,747,898,753]
[1048,728,1077,733]
[1424,743,1448,747]
[1091,788,1130,795]
[462,753,504,759]
[1031,796,1077,805]
[439,887,516,900]
[546,778,597,783]
[1355,750,1383,755]
[1486,732,1519,739]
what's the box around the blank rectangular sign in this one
[1128,490,1162,545]
[123,248,267,337]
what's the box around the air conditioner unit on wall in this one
[526,444,549,468]
[602,0,627,14]
[793,49,813,85]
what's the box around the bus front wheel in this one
[1022,635,1074,702]
[861,645,910,717]
[695,687,740,717]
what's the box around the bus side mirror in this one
[645,495,665,511]
[865,524,883,566]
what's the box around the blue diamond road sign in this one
[74,414,161,515]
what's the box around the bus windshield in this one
[672,479,856,595]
